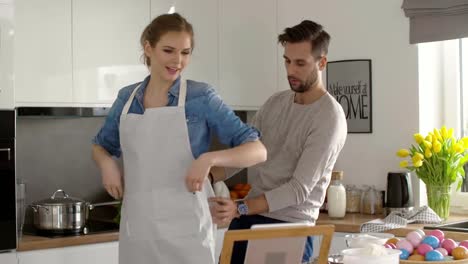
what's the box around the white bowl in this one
[344,232,394,248]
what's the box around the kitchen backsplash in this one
[17,110,252,223]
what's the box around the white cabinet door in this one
[0,3,14,109]
[0,252,17,264]
[72,0,149,105]
[150,0,219,90]
[14,0,73,106]
[18,242,118,264]
[219,0,278,110]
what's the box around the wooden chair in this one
[219,224,335,264]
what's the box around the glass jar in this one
[327,171,346,219]
[360,185,383,215]
[346,185,361,213]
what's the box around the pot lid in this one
[33,189,86,205]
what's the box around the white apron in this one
[118,79,216,264]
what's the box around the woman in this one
[92,13,266,264]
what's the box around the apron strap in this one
[122,78,186,115]
[178,79,187,107]
[122,83,141,115]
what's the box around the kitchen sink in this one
[425,220,468,233]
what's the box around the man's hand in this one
[208,197,239,226]
[185,154,213,192]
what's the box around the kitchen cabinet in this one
[72,0,149,105]
[150,0,219,90]
[0,3,14,109]
[17,242,118,264]
[0,252,17,264]
[218,0,278,110]
[14,0,73,106]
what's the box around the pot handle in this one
[51,189,69,199]
[88,201,121,210]
[30,204,50,213]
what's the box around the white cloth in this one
[360,206,441,233]
[118,79,216,264]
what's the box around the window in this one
[461,38,468,192]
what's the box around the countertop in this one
[18,213,468,252]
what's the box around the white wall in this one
[277,0,419,192]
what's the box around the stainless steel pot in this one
[30,189,120,233]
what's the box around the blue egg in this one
[425,250,444,261]
[422,235,440,249]
[399,249,410,260]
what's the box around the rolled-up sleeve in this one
[92,90,127,157]
[204,88,260,147]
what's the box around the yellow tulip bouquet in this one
[396,126,468,220]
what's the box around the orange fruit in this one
[237,190,249,198]
[386,238,400,245]
[242,184,251,191]
[452,246,468,260]
[233,183,245,191]
[230,191,239,199]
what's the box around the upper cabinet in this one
[0,3,14,109]
[72,0,149,105]
[218,0,278,109]
[14,0,73,106]
[150,0,219,90]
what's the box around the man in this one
[209,20,347,263]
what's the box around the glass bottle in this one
[327,171,346,219]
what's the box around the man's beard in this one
[288,69,319,93]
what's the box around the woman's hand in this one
[208,197,239,226]
[101,159,124,200]
[185,154,213,192]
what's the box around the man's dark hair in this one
[278,20,330,59]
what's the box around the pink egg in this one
[429,229,445,243]
[397,239,415,253]
[460,240,468,249]
[406,231,423,247]
[385,243,397,249]
[417,243,433,256]
[435,247,448,256]
[441,238,458,255]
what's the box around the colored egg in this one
[428,229,445,243]
[435,247,448,256]
[422,235,440,249]
[460,240,468,249]
[452,246,468,260]
[399,249,410,260]
[425,250,444,261]
[408,254,425,261]
[414,229,426,237]
[384,243,396,249]
[417,243,433,256]
[406,231,423,247]
[397,239,414,253]
[386,237,400,245]
[441,238,458,255]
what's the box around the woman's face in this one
[144,31,192,83]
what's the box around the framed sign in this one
[326,59,372,133]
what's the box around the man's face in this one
[283,41,324,93]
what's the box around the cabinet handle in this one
[0,148,11,161]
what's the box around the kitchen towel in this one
[360,206,441,233]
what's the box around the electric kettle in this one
[385,172,414,215]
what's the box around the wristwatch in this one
[237,200,249,216]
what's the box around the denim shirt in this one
[93,76,260,158]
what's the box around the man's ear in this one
[319,56,328,71]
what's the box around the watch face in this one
[238,202,248,215]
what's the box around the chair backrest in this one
[220,224,335,264]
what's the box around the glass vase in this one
[426,185,451,221]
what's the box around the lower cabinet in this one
[17,242,118,264]
[0,252,17,264]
